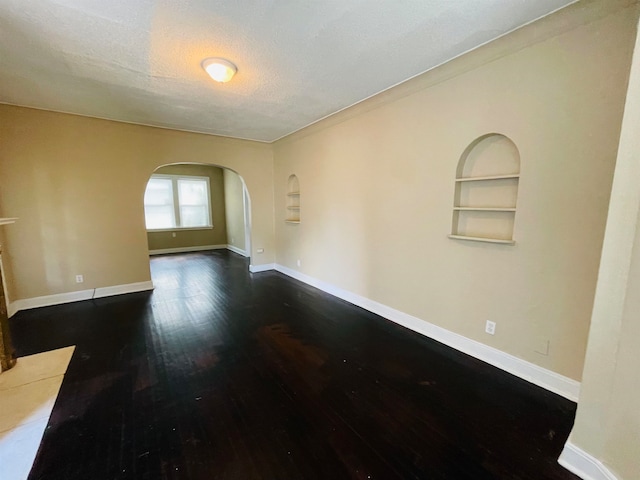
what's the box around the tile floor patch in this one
[0,419,49,480]
[0,346,75,480]
[0,346,74,391]
[0,375,64,432]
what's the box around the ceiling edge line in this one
[0,101,272,145]
[270,0,580,144]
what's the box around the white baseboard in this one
[10,289,95,313]
[149,244,226,255]
[226,245,248,257]
[559,442,619,480]
[8,281,154,316]
[93,281,154,299]
[249,263,275,273]
[274,264,580,402]
[7,302,18,318]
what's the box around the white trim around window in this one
[144,174,213,231]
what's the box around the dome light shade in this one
[202,58,237,83]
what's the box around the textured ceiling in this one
[0,0,575,142]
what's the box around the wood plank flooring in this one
[10,250,579,479]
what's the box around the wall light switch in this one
[172,232,176,238]
[297,259,301,267]
[257,248,264,253]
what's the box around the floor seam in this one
[0,373,66,393]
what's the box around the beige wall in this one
[0,106,274,301]
[564,11,640,479]
[223,169,247,253]
[272,0,639,381]
[146,164,228,251]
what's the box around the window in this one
[144,174,212,230]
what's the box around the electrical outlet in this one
[257,248,264,253]
[75,275,84,284]
[296,259,301,267]
[485,320,496,335]
[172,232,176,238]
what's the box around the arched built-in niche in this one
[449,134,520,244]
[286,174,300,224]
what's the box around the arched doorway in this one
[142,163,252,265]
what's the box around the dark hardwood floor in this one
[10,250,579,479]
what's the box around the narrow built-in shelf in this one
[284,174,301,225]
[0,218,18,226]
[453,207,516,212]
[286,175,300,223]
[455,174,519,182]
[448,235,515,245]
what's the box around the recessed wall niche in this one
[285,174,300,224]
[449,134,520,244]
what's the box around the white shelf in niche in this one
[0,218,18,226]
[287,192,300,196]
[453,207,516,212]
[287,206,300,210]
[455,174,520,182]
[448,235,515,245]
[285,220,300,224]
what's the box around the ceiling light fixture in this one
[202,57,237,83]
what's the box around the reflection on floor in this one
[0,346,75,480]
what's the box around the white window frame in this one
[144,174,213,231]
